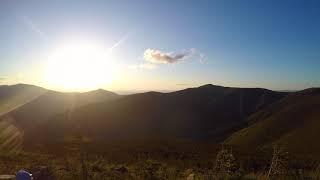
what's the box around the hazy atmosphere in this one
[1,0,320,92]
[1,1,320,179]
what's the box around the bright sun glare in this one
[45,41,115,91]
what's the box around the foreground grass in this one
[1,141,320,179]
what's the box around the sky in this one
[0,0,320,92]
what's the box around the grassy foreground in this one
[1,141,320,179]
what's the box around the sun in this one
[45,41,115,91]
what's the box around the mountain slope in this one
[226,88,320,157]
[32,84,287,143]
[0,84,120,150]
[3,88,119,129]
[0,84,46,116]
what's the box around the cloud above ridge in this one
[143,49,193,64]
[128,48,206,70]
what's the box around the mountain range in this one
[0,83,319,157]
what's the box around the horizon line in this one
[0,82,307,95]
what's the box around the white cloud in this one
[132,48,206,70]
[143,49,193,64]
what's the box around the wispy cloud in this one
[20,15,48,41]
[108,32,131,52]
[143,48,206,65]
[129,48,206,70]
[0,77,9,85]
[143,49,192,64]
[0,77,6,82]
[198,53,206,64]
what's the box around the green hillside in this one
[226,88,320,158]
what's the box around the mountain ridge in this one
[226,87,320,157]
[24,84,287,144]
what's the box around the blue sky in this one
[0,0,320,92]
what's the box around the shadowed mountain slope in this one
[32,84,287,143]
[226,88,320,157]
[3,88,119,129]
[0,84,46,116]
[0,84,120,150]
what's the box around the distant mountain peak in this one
[198,84,225,89]
[5,83,46,90]
[86,88,118,96]
[296,87,320,96]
